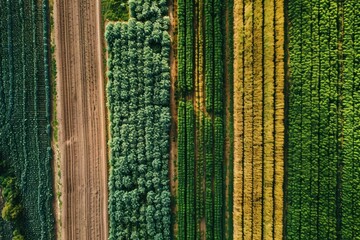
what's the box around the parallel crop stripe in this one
[327,1,338,238]
[232,0,244,238]
[287,0,303,238]
[318,0,335,238]
[178,101,186,240]
[274,0,285,238]
[309,0,320,236]
[342,1,359,238]
[252,0,264,238]
[263,0,275,238]
[243,0,254,238]
[186,101,195,239]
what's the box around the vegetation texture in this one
[287,0,360,238]
[177,0,229,239]
[106,1,171,239]
[0,0,54,239]
[102,0,129,21]
[233,0,285,239]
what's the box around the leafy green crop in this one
[0,0,54,239]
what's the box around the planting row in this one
[177,0,226,239]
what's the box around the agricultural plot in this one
[287,0,360,238]
[176,0,231,239]
[0,0,54,239]
[3,0,360,239]
[105,1,171,239]
[233,0,285,239]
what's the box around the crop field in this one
[233,0,285,239]
[105,1,171,239]
[1,0,360,239]
[0,0,54,239]
[287,0,360,239]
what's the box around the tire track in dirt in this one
[54,0,108,239]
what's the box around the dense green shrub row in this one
[204,0,214,113]
[185,0,194,93]
[177,0,194,94]
[177,0,186,93]
[342,1,360,238]
[106,14,171,239]
[287,0,360,238]
[0,0,54,239]
[177,101,186,240]
[214,117,224,240]
[213,0,223,116]
[204,117,214,240]
[186,101,195,239]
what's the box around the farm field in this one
[1,0,360,240]
[233,0,285,239]
[105,0,172,238]
[0,0,54,239]
[287,0,360,238]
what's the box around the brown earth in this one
[169,0,179,237]
[53,0,108,239]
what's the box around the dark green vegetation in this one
[106,1,171,239]
[0,0,54,239]
[0,160,24,240]
[102,0,129,21]
[177,0,227,238]
[287,0,360,238]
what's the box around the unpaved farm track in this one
[54,0,108,239]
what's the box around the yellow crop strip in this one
[243,1,254,239]
[233,1,244,239]
[263,0,275,238]
[233,0,244,239]
[252,0,264,239]
[233,0,284,238]
[274,0,285,238]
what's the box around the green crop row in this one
[186,101,195,239]
[177,0,194,95]
[177,0,186,94]
[185,0,194,93]
[214,117,224,240]
[204,117,214,240]
[342,0,360,238]
[0,0,54,239]
[106,15,171,239]
[177,100,186,240]
[204,0,214,113]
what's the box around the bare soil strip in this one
[169,0,179,237]
[53,0,108,239]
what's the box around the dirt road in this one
[53,0,108,239]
